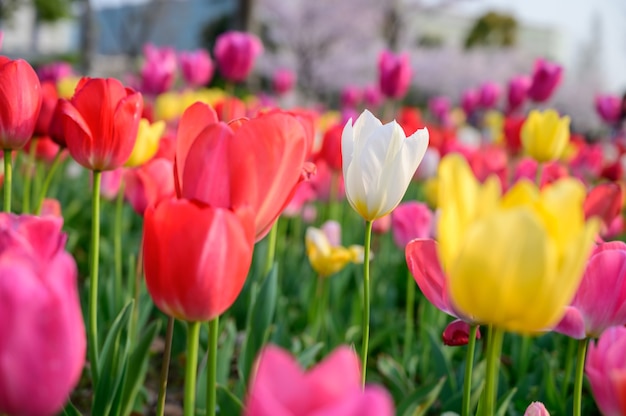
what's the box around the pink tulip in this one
[214,31,263,82]
[595,94,621,124]
[391,201,433,248]
[442,319,481,346]
[283,181,316,217]
[99,167,125,200]
[461,88,480,116]
[363,85,383,108]
[310,159,345,203]
[245,345,394,416]
[554,242,626,339]
[372,214,391,234]
[478,81,501,109]
[506,75,531,113]
[586,326,626,416]
[37,61,74,84]
[124,157,176,215]
[272,68,296,96]
[179,49,214,88]
[512,158,567,189]
[527,58,563,103]
[140,44,177,95]
[40,198,62,217]
[378,50,411,99]
[340,85,362,108]
[0,214,85,416]
[428,96,450,124]
[524,402,550,416]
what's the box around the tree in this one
[464,11,518,49]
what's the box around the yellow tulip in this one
[521,109,570,162]
[57,76,81,99]
[125,119,165,167]
[484,110,504,144]
[305,223,364,278]
[155,92,182,122]
[437,154,598,333]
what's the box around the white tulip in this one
[342,110,429,221]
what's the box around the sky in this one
[92,0,626,92]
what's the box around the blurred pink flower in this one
[272,68,296,96]
[179,49,214,88]
[391,201,433,248]
[506,75,531,113]
[0,214,85,416]
[512,158,568,189]
[527,58,563,103]
[595,94,621,124]
[283,181,316,217]
[583,182,623,234]
[37,61,73,84]
[141,43,177,95]
[586,326,626,416]
[554,241,626,339]
[461,88,480,116]
[363,85,383,108]
[378,50,411,99]
[40,198,62,217]
[99,168,125,200]
[340,85,362,108]
[245,345,394,416]
[478,81,501,109]
[310,159,345,203]
[124,158,176,216]
[372,214,391,234]
[428,96,450,124]
[524,402,550,416]
[214,31,263,82]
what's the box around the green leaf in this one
[495,387,517,416]
[296,342,325,368]
[92,301,133,416]
[239,264,278,385]
[377,354,413,398]
[397,377,446,416]
[60,399,82,416]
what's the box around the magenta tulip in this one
[428,96,450,124]
[527,58,563,103]
[378,50,411,99]
[391,201,433,249]
[507,75,531,113]
[245,345,394,416]
[0,214,85,416]
[478,81,501,109]
[461,88,479,116]
[586,326,626,416]
[180,49,214,88]
[214,31,263,82]
[272,68,296,96]
[554,241,626,339]
[37,61,73,84]
[140,43,177,95]
[595,94,621,124]
[363,85,383,108]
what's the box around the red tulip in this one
[442,319,481,347]
[0,214,85,416]
[0,57,42,150]
[318,123,343,171]
[584,182,623,231]
[214,31,263,82]
[176,102,309,240]
[124,158,175,215]
[59,77,143,171]
[378,50,411,99]
[143,198,254,321]
[34,81,58,137]
[214,96,247,122]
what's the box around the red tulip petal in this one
[584,183,623,228]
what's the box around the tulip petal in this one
[553,306,586,339]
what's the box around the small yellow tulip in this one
[57,76,81,99]
[305,222,364,278]
[155,92,182,122]
[125,119,166,167]
[437,154,598,334]
[484,110,504,144]
[521,109,570,162]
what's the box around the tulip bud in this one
[527,58,563,103]
[524,402,550,416]
[378,50,411,99]
[521,109,570,163]
[214,31,263,82]
[442,320,481,346]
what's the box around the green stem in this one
[360,220,373,388]
[264,222,278,277]
[114,179,125,310]
[561,337,577,398]
[184,321,201,416]
[89,170,102,384]
[34,149,64,215]
[462,325,478,416]
[573,338,589,416]
[518,335,531,381]
[483,326,504,416]
[22,142,37,213]
[402,267,416,364]
[206,317,219,416]
[328,171,339,221]
[3,150,11,212]
[156,316,175,416]
[130,238,144,344]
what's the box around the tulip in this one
[506,75,531,113]
[125,118,165,167]
[214,31,263,82]
[0,214,85,416]
[478,81,500,109]
[503,115,525,154]
[583,182,623,233]
[340,85,362,108]
[378,50,412,99]
[140,43,177,95]
[179,49,214,88]
[442,319,481,346]
[310,159,345,203]
[318,123,343,171]
[34,81,59,137]
[342,110,428,221]
[521,109,570,163]
[586,326,626,416]
[272,68,296,96]
[99,168,124,200]
[527,58,563,103]
[428,96,450,124]
[595,94,621,124]
[524,402,550,416]
[438,154,597,333]
[554,241,626,339]
[512,158,568,189]
[306,221,364,278]
[461,88,480,116]
[36,61,73,84]
[363,84,383,108]
[372,214,391,234]
[124,158,175,215]
[176,102,309,241]
[59,77,144,171]
[245,345,394,416]
[391,201,433,249]
[214,96,247,122]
